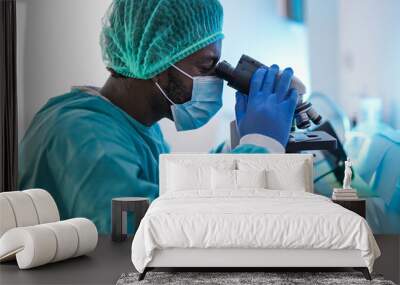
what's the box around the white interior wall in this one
[306,0,339,102]
[338,0,400,127]
[307,0,400,128]
[16,0,309,151]
[16,0,110,141]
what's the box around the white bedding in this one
[131,190,380,273]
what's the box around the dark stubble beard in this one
[165,71,192,105]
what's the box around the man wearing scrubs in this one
[19,0,298,233]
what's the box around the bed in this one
[131,154,380,280]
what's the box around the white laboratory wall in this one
[16,0,309,151]
[16,0,110,141]
[338,0,400,127]
[306,0,339,102]
[307,0,400,128]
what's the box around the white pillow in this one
[236,169,267,189]
[166,160,236,192]
[211,168,236,190]
[238,159,309,192]
[266,168,307,191]
[167,163,211,191]
[211,169,268,190]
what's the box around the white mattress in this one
[131,190,380,273]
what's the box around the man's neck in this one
[100,76,166,127]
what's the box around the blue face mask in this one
[155,64,224,131]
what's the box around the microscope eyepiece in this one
[215,61,235,83]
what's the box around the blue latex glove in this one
[235,65,298,147]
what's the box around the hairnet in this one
[100,0,224,79]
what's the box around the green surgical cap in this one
[100,0,224,79]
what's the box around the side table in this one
[332,198,366,218]
[111,197,149,242]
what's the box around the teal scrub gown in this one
[19,88,267,233]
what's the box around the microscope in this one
[215,55,337,153]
